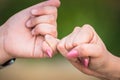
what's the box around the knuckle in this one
[83,24,91,28]
[34,18,40,24]
[73,41,79,47]
[51,29,57,35]
[66,43,73,50]
[57,43,64,51]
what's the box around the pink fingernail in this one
[81,58,89,67]
[46,49,52,58]
[67,50,78,58]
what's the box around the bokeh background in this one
[0,0,120,80]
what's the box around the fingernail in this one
[67,50,78,58]
[46,49,52,58]
[31,9,38,15]
[81,58,89,67]
[84,58,89,67]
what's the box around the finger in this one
[67,44,100,67]
[33,36,45,58]
[73,24,94,46]
[32,23,57,37]
[57,37,69,57]
[83,57,89,67]
[67,48,90,67]
[32,0,60,9]
[45,35,59,54]
[26,15,56,27]
[67,44,102,58]
[65,27,81,50]
[30,0,60,15]
[78,57,90,68]
[44,0,61,8]
[69,59,98,76]
[42,41,53,58]
[31,6,57,18]
[69,59,89,72]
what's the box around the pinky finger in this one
[78,57,90,68]
[42,41,53,58]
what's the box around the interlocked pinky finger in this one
[42,41,53,58]
[45,35,59,54]
[57,37,69,57]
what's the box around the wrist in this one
[102,52,120,80]
[0,25,13,64]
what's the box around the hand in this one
[26,6,59,57]
[57,24,120,80]
[0,0,60,64]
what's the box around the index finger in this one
[31,0,60,15]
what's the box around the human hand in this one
[26,5,60,57]
[0,0,60,64]
[57,24,120,80]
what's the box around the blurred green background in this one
[0,0,120,80]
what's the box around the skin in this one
[1,0,120,79]
[57,24,120,80]
[0,0,60,64]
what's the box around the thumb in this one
[67,44,102,58]
[67,44,102,67]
